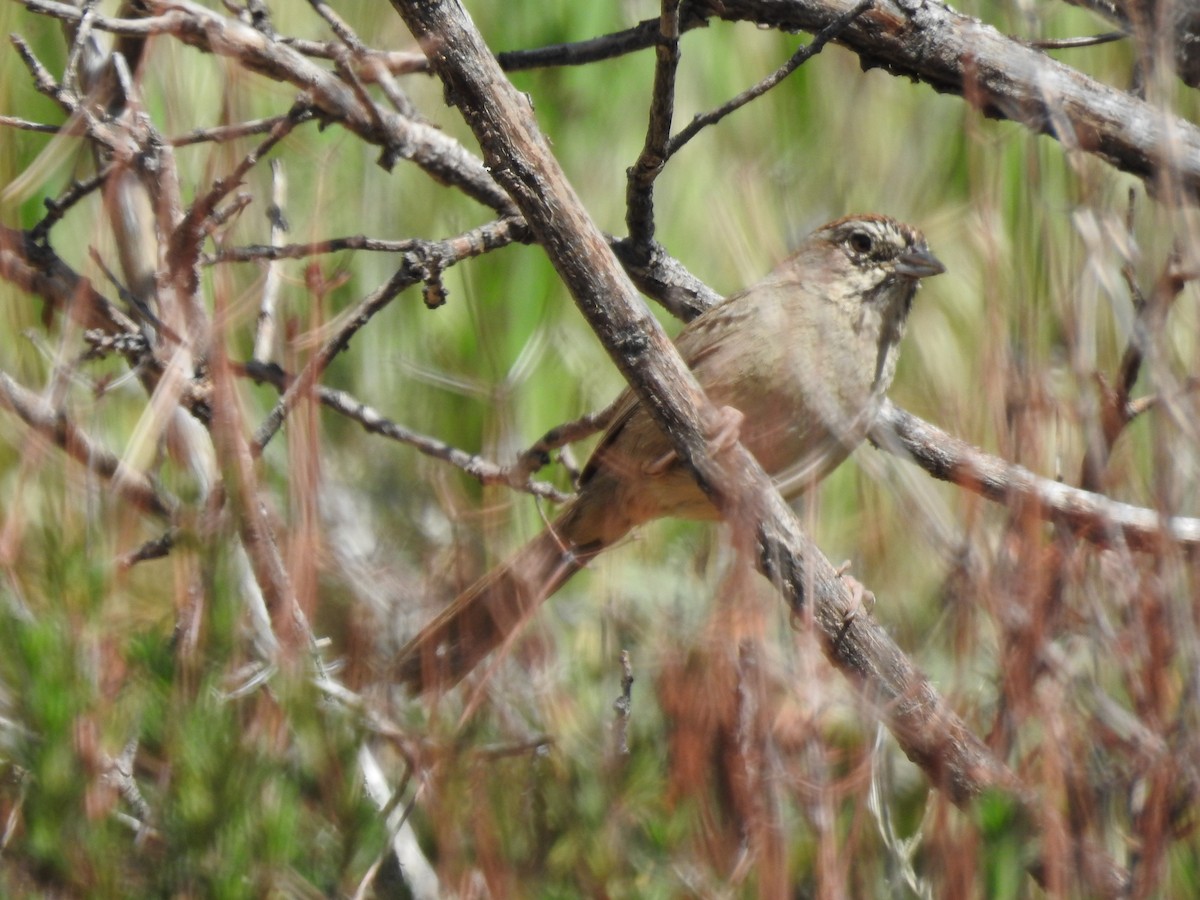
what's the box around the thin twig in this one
[330,43,390,140]
[205,192,253,233]
[30,167,111,242]
[21,0,175,38]
[87,246,178,341]
[103,738,153,837]
[1029,31,1125,50]
[667,0,874,160]
[174,103,312,261]
[307,2,424,120]
[612,650,634,757]
[10,30,134,162]
[250,216,529,451]
[1084,209,1192,490]
[284,39,429,76]
[0,114,61,134]
[304,0,425,117]
[116,529,177,569]
[625,0,681,246]
[496,13,709,71]
[0,225,184,403]
[305,0,368,54]
[505,403,619,488]
[243,361,569,502]
[11,32,70,108]
[62,0,101,97]
[169,114,295,147]
[0,370,177,520]
[208,234,451,264]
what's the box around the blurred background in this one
[1,0,1198,896]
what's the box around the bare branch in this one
[611,236,723,322]
[1,224,136,334]
[251,159,288,364]
[505,404,618,489]
[174,103,311,269]
[10,32,69,109]
[304,0,368,55]
[1029,31,1125,50]
[498,17,679,71]
[243,361,569,503]
[251,215,530,451]
[611,650,634,758]
[19,0,515,211]
[30,167,111,241]
[0,114,61,134]
[388,2,1129,893]
[667,0,874,159]
[116,529,176,569]
[0,371,177,520]
[625,0,682,246]
[169,114,296,147]
[872,400,1200,551]
[695,0,1200,199]
[1061,0,1200,87]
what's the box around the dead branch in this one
[388,2,1128,894]
[697,0,1200,199]
[873,399,1200,551]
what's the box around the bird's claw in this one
[709,405,745,453]
[835,560,875,637]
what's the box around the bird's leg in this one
[642,405,745,475]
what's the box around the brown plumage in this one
[397,215,943,693]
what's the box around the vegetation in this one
[1,0,1198,896]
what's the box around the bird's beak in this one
[895,246,945,279]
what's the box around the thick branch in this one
[11,0,517,213]
[697,0,1200,198]
[24,0,1200,200]
[388,1,1127,894]
[873,400,1200,551]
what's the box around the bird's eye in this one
[848,231,873,254]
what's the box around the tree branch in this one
[873,399,1200,551]
[696,0,1200,200]
[387,1,1127,894]
[0,371,177,521]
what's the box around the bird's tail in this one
[396,519,593,694]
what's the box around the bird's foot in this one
[835,559,875,632]
[708,404,745,453]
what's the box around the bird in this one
[397,214,944,694]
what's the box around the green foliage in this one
[0,525,383,896]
